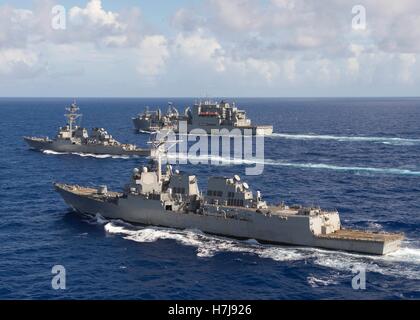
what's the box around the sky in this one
[0,0,419,97]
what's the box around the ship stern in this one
[254,125,274,136]
[314,229,404,255]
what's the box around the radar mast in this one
[65,100,82,136]
[148,131,180,182]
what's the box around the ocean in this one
[0,97,419,299]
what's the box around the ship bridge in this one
[205,175,267,209]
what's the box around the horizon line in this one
[0,96,420,99]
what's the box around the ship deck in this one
[316,229,404,242]
[24,136,50,142]
[55,184,122,198]
[267,206,332,216]
[268,207,303,215]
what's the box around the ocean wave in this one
[307,275,339,287]
[311,245,420,280]
[42,150,132,159]
[268,133,420,146]
[103,221,420,280]
[94,213,109,225]
[166,153,420,176]
[104,221,307,260]
[366,221,384,231]
[84,213,109,225]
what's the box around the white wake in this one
[269,133,420,146]
[103,221,420,280]
[42,150,132,159]
[166,153,420,176]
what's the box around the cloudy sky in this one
[0,0,419,97]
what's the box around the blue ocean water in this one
[0,97,419,299]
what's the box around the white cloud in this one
[0,0,169,81]
[64,0,131,47]
[174,31,291,83]
[208,0,262,31]
[69,0,123,28]
[271,0,298,10]
[243,59,279,82]
[168,0,420,89]
[172,8,205,32]
[173,30,284,82]
[283,59,296,82]
[0,48,41,76]
[137,35,169,77]
[1,0,420,95]
[346,57,359,76]
[174,31,226,72]
[0,7,35,48]
[398,53,417,83]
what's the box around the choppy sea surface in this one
[0,97,419,299]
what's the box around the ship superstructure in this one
[133,100,273,135]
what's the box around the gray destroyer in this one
[133,100,273,135]
[55,135,403,255]
[25,101,150,156]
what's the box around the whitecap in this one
[307,275,339,287]
[94,213,109,225]
[268,133,420,146]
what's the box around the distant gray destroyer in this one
[24,101,150,156]
[55,135,403,255]
[133,100,273,135]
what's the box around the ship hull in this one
[24,137,150,156]
[133,119,273,136]
[132,117,162,133]
[179,124,273,136]
[55,184,403,255]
